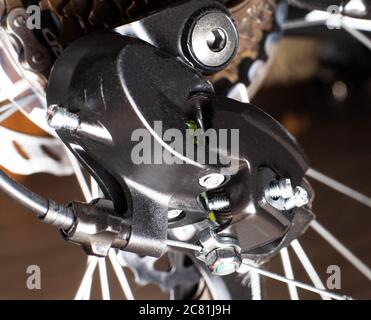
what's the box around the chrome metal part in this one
[188,11,238,68]
[62,200,130,257]
[47,105,80,131]
[47,105,113,144]
[205,194,231,212]
[5,7,51,74]
[117,251,200,292]
[196,227,242,276]
[205,247,242,276]
[199,173,225,189]
[264,178,310,211]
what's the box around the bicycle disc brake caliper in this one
[46,0,314,272]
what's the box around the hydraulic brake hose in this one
[0,168,75,230]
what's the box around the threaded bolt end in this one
[47,105,80,131]
[207,195,230,212]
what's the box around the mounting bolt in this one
[47,105,80,130]
[264,178,309,211]
[13,14,26,27]
[205,247,242,276]
[206,194,230,212]
[187,11,238,70]
[266,178,293,200]
[31,51,44,64]
[199,173,225,189]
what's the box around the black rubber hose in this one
[0,168,75,229]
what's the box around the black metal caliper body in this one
[47,0,314,260]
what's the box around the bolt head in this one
[205,247,242,276]
[14,15,26,27]
[31,51,43,64]
[188,11,238,68]
[199,173,225,189]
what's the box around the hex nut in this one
[205,247,242,276]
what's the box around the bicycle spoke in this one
[108,249,135,300]
[98,258,111,300]
[306,168,371,208]
[250,271,262,300]
[242,263,350,300]
[291,240,331,300]
[342,21,371,50]
[0,78,30,102]
[283,9,371,34]
[81,257,94,300]
[65,148,93,202]
[311,220,371,281]
[282,18,327,30]
[166,240,202,252]
[280,248,299,300]
[74,256,99,300]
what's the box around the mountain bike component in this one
[288,0,371,16]
[344,0,368,16]
[1,0,316,272]
[287,0,344,11]
[115,0,238,74]
[205,193,231,212]
[117,251,200,293]
[116,249,254,299]
[199,173,225,189]
[196,227,242,276]
[47,105,113,144]
[5,7,51,75]
[0,125,72,176]
[0,168,74,229]
[213,0,281,98]
[186,10,238,70]
[205,247,242,275]
[0,168,131,256]
[0,0,277,144]
[264,178,309,211]
[63,200,130,257]
[46,15,314,265]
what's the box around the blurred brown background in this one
[0,37,370,300]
